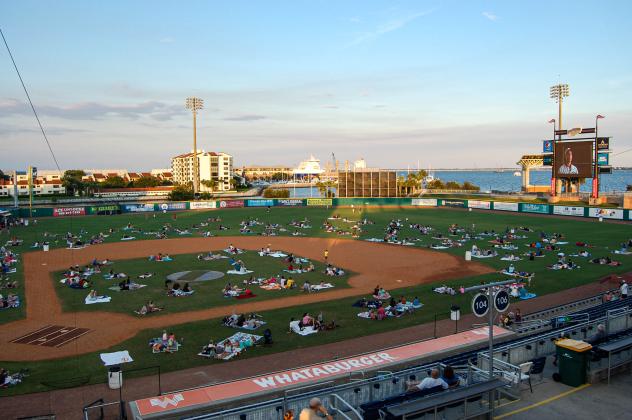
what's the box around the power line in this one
[1,27,62,172]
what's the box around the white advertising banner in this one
[553,206,584,217]
[468,200,491,209]
[411,198,437,206]
[190,201,217,209]
[588,208,624,220]
[493,202,519,212]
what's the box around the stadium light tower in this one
[549,84,570,130]
[185,97,204,194]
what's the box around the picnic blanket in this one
[120,237,136,241]
[472,254,495,259]
[85,295,111,304]
[259,251,287,257]
[227,269,253,275]
[289,320,318,336]
[500,256,522,261]
[614,250,632,255]
[224,318,267,330]
[170,289,194,297]
[204,332,263,360]
[149,338,180,353]
[431,245,449,250]
[260,283,282,291]
[0,297,20,309]
[373,292,391,300]
[311,283,334,291]
[224,248,244,254]
[108,284,147,292]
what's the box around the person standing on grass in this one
[621,280,629,299]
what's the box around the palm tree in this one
[201,179,217,192]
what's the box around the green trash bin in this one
[555,339,592,387]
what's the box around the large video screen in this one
[553,141,593,178]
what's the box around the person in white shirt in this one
[407,369,448,392]
[621,281,628,299]
[558,148,579,175]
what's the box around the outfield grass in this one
[1,206,631,396]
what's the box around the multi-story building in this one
[241,165,293,180]
[0,172,66,197]
[171,150,233,191]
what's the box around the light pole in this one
[185,97,204,195]
[549,84,569,130]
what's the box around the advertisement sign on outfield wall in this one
[277,199,304,206]
[442,199,466,208]
[219,200,245,208]
[189,201,217,209]
[246,199,274,207]
[158,202,187,211]
[411,198,438,206]
[521,203,549,214]
[123,203,155,212]
[88,205,121,215]
[588,208,624,220]
[553,206,584,217]
[307,198,333,206]
[492,202,519,212]
[53,207,86,217]
[468,200,491,210]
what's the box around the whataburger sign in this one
[132,326,510,417]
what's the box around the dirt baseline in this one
[1,236,492,361]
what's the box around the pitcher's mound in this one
[167,270,225,282]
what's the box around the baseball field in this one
[1,205,630,396]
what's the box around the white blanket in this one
[100,350,133,366]
[227,269,254,275]
[289,320,317,336]
[85,295,111,304]
[311,283,334,291]
[259,251,287,258]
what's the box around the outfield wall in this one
[9,198,632,221]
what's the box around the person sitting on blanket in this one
[302,281,311,293]
[119,278,131,291]
[200,340,217,357]
[286,277,296,289]
[302,313,314,327]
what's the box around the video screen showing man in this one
[553,141,593,178]
[558,147,578,175]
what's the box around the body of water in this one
[287,169,631,197]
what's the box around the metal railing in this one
[328,393,362,420]
[481,306,632,366]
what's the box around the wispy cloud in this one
[322,105,339,109]
[222,114,267,122]
[0,98,185,121]
[482,12,498,21]
[159,36,175,44]
[346,9,436,47]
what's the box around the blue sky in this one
[1,0,631,170]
